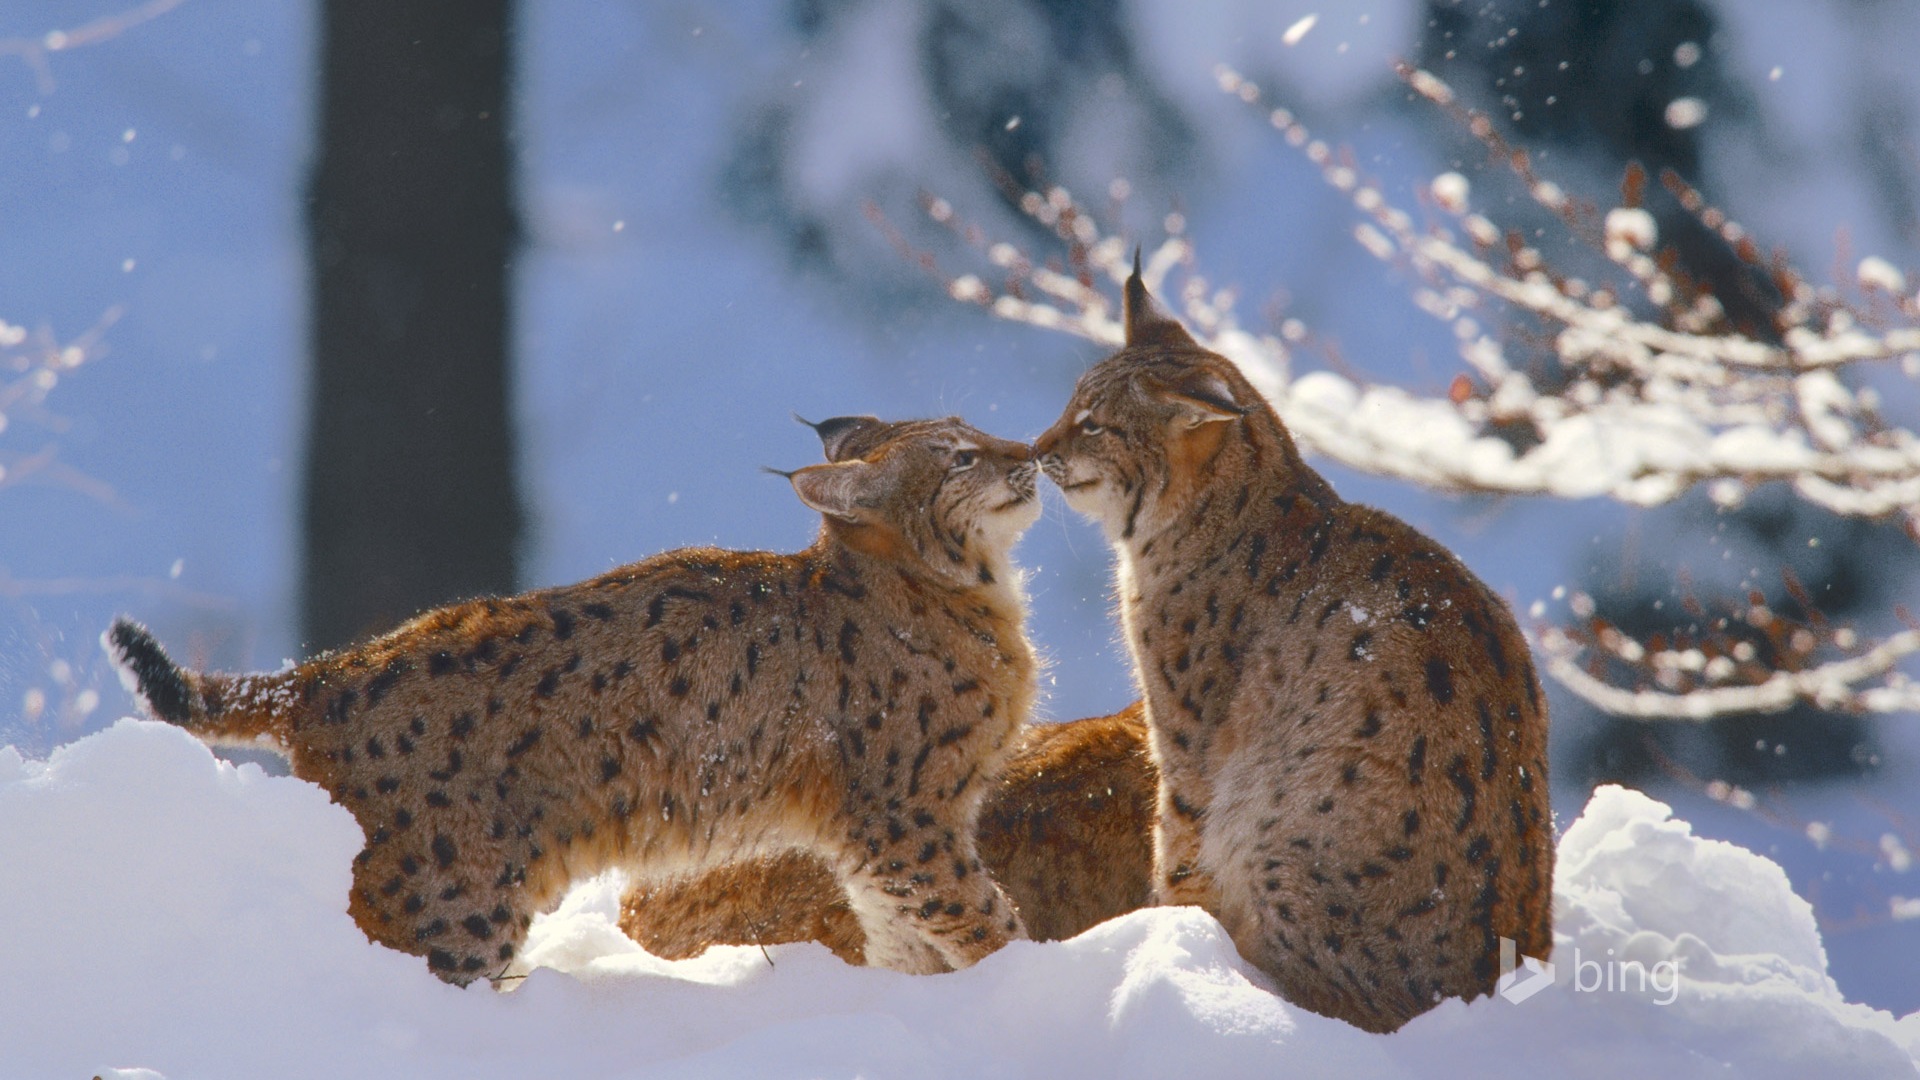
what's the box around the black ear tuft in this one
[797,414,885,461]
[1123,256,1201,350]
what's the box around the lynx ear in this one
[788,460,882,522]
[1124,249,1200,350]
[1144,370,1247,426]
[796,414,884,462]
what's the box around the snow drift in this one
[3,719,1916,1078]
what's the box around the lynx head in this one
[786,416,1040,587]
[1033,262,1269,545]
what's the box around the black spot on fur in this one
[550,608,576,641]
[326,689,358,727]
[432,834,457,869]
[366,659,408,705]
[1425,657,1455,705]
[1477,700,1499,781]
[645,586,713,628]
[1448,755,1478,832]
[1408,735,1427,785]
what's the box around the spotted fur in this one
[1030,267,1554,1032]
[620,702,1156,958]
[107,417,1042,983]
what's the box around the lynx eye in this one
[1079,418,1105,436]
[950,449,978,470]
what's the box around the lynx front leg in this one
[1152,788,1220,910]
[836,816,1024,973]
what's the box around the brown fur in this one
[619,703,1156,959]
[108,417,1044,982]
[1030,269,1554,1032]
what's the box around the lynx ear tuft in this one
[1124,254,1201,350]
[788,461,881,522]
[1145,370,1246,426]
[796,414,885,462]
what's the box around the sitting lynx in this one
[107,416,1041,982]
[1031,264,1553,1032]
[620,702,1155,960]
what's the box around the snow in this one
[3,0,1916,1033]
[4,720,1916,1079]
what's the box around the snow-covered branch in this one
[1543,622,1920,721]
[908,66,1920,724]
[0,307,119,495]
[0,0,188,94]
[929,67,1920,529]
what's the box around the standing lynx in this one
[618,415,1158,959]
[1032,266,1553,1032]
[107,416,1040,982]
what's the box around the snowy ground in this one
[4,719,1916,1079]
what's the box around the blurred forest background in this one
[1,0,1916,1011]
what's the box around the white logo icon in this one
[1497,936,1556,1004]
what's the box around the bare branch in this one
[0,0,188,93]
[908,64,1920,724]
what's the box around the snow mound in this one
[2,721,1915,1078]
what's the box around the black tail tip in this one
[102,618,193,725]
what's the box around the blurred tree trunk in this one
[304,0,521,650]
